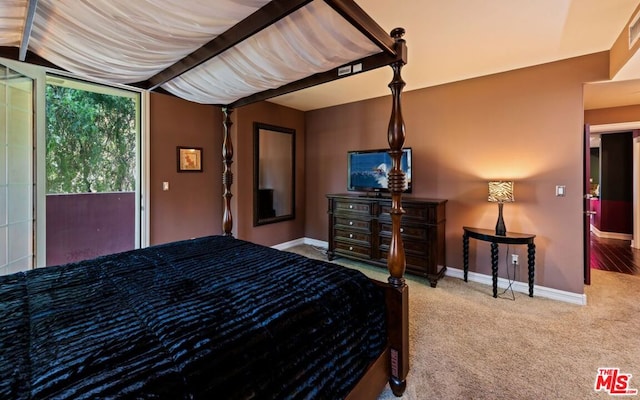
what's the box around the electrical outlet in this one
[511,254,519,264]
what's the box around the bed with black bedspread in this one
[0,235,387,399]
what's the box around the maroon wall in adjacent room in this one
[584,108,638,238]
[149,93,223,245]
[598,132,633,234]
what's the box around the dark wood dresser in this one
[327,194,447,287]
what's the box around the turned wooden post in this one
[386,27,409,398]
[222,107,234,236]
[386,27,408,288]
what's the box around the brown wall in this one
[232,101,306,246]
[146,53,617,294]
[149,92,223,245]
[305,52,610,294]
[148,95,305,248]
[585,104,640,125]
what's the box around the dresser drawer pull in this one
[349,246,354,251]
[400,228,404,233]
[349,233,353,238]
[349,221,353,226]
[349,204,353,209]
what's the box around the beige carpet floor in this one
[286,244,640,400]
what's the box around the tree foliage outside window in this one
[46,84,136,194]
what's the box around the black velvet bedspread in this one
[0,236,387,399]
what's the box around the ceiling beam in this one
[323,0,396,56]
[19,0,38,61]
[139,0,313,91]
[227,50,403,109]
[228,26,406,108]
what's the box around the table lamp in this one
[488,181,514,236]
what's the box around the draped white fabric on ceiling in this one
[162,1,380,104]
[0,0,381,105]
[0,0,28,47]
[28,0,270,83]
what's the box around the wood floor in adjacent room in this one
[590,234,640,275]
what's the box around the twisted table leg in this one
[463,233,469,282]
[528,243,536,297]
[491,242,499,298]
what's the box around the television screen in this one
[347,148,412,193]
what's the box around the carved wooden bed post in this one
[222,107,234,236]
[386,27,409,397]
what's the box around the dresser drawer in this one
[378,249,430,270]
[379,236,429,257]
[335,242,371,259]
[379,202,440,223]
[335,228,370,243]
[334,200,372,215]
[379,222,427,241]
[334,216,371,232]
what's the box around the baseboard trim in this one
[445,267,587,306]
[276,238,587,306]
[590,225,633,241]
[271,237,307,250]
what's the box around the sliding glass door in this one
[0,57,145,275]
[0,65,34,275]
[45,76,141,266]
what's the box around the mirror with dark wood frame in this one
[253,122,295,226]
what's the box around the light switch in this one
[555,185,565,197]
[163,181,169,191]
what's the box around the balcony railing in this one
[46,192,135,266]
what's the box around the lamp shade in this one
[488,181,514,203]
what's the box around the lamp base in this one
[495,202,506,236]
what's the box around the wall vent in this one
[629,11,640,49]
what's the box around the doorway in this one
[587,123,640,277]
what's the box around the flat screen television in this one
[347,148,412,194]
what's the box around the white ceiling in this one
[270,0,640,111]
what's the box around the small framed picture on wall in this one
[177,146,203,172]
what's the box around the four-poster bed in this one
[0,1,411,398]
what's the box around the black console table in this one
[462,226,536,298]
